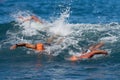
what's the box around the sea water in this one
[0,0,120,80]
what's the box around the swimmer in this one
[68,41,108,61]
[19,15,43,23]
[10,43,45,52]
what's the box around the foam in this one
[7,10,120,57]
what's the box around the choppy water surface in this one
[0,0,120,80]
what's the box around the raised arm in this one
[18,16,43,23]
[31,16,43,23]
[88,41,105,51]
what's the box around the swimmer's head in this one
[36,43,45,51]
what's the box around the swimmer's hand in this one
[10,45,17,50]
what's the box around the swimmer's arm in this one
[23,18,31,22]
[31,16,43,23]
[10,43,36,50]
[18,16,31,22]
[18,16,43,23]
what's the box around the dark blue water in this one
[0,0,120,80]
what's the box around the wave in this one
[0,11,120,62]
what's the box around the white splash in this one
[49,9,72,36]
[100,36,118,43]
[12,11,47,36]
[7,10,120,57]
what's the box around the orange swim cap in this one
[35,43,45,51]
[69,56,78,61]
